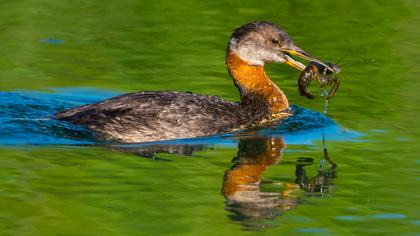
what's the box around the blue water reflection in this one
[0,88,362,146]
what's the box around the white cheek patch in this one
[237,46,265,66]
[228,36,285,66]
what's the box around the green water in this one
[0,0,419,235]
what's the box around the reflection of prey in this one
[222,137,336,230]
[295,148,337,196]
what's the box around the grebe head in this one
[228,21,335,71]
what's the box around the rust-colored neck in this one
[226,51,289,115]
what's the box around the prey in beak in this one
[280,44,341,100]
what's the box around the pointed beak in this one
[281,45,338,72]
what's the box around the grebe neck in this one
[226,51,289,115]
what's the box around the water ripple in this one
[0,88,363,146]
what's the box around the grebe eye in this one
[271,38,279,45]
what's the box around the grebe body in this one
[56,21,331,143]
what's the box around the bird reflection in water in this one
[113,135,336,231]
[222,137,337,230]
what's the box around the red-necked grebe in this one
[56,21,334,143]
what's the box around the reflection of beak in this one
[281,45,336,72]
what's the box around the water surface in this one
[0,0,419,235]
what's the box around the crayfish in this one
[298,61,340,100]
